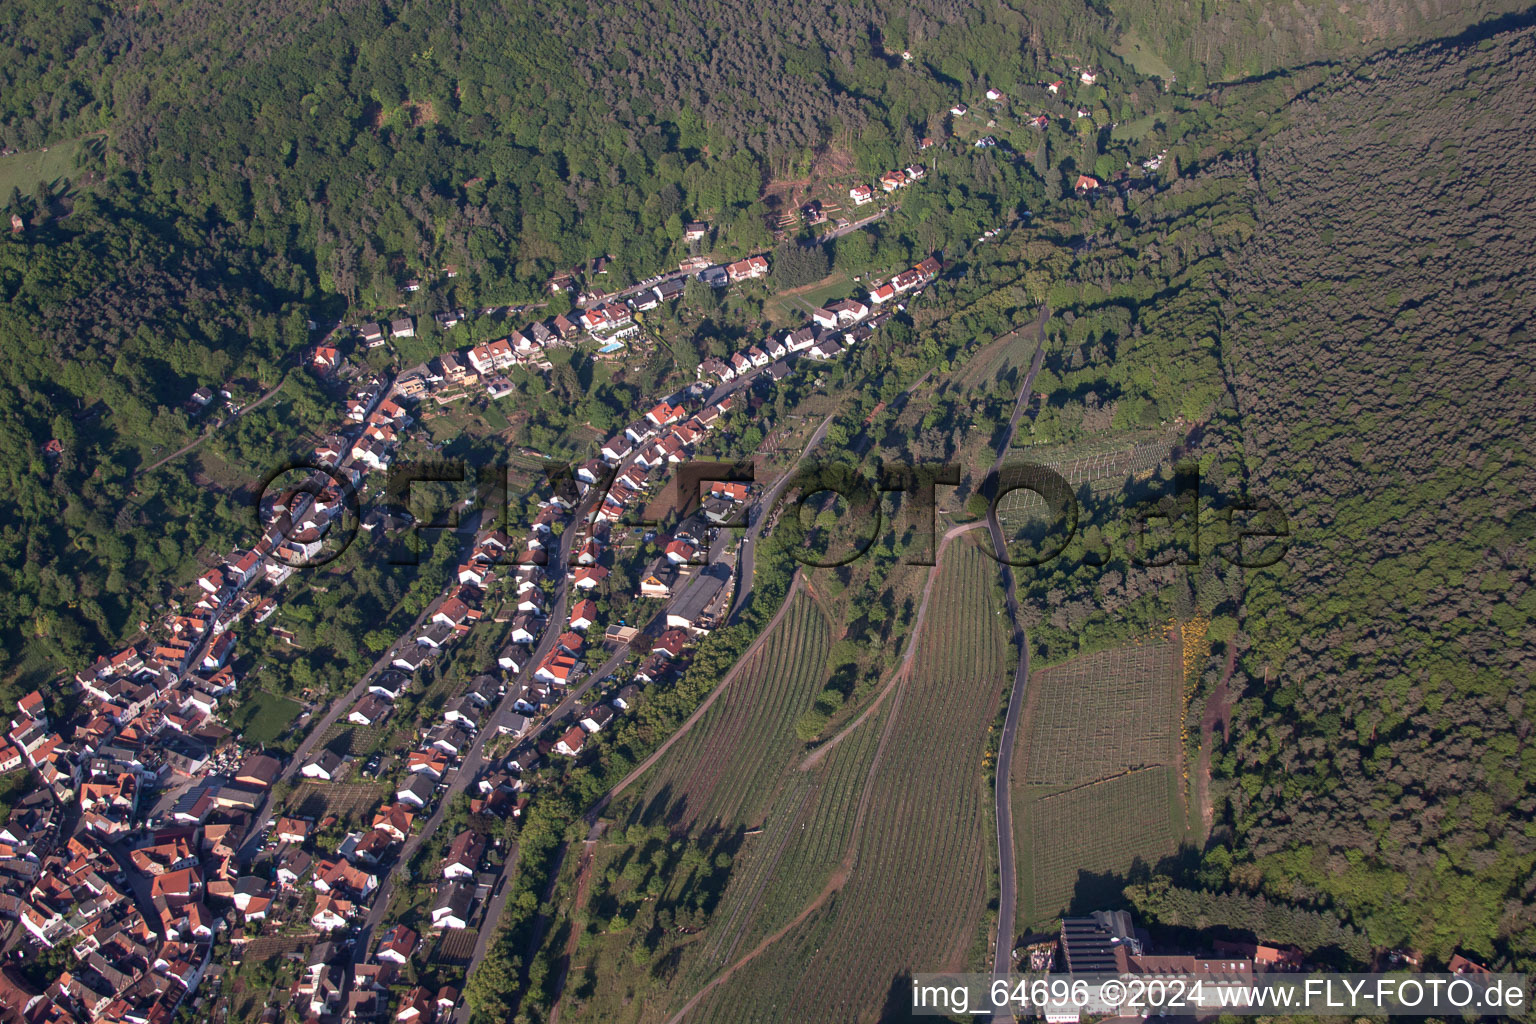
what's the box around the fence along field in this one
[683,544,1014,1024]
[1012,632,1190,928]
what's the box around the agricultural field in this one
[430,928,478,967]
[1014,429,1182,481]
[677,543,1013,1024]
[549,591,835,1023]
[287,780,389,826]
[235,933,312,963]
[1018,639,1183,786]
[995,428,1184,533]
[951,324,1042,395]
[225,690,304,745]
[673,701,888,992]
[627,591,833,830]
[1011,633,1190,928]
[1022,767,1183,917]
[550,544,1012,1024]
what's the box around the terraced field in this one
[1010,634,1189,928]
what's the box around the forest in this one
[1202,25,1536,965]
[1001,18,1536,974]
[0,0,1126,695]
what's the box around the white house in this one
[300,751,342,781]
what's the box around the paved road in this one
[576,209,889,312]
[236,570,470,864]
[453,403,839,1005]
[987,306,1051,994]
[355,501,592,955]
[723,412,835,625]
[581,573,807,832]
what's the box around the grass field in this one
[1011,633,1190,928]
[226,690,303,745]
[763,271,853,327]
[0,136,88,199]
[1112,31,1176,84]
[1112,114,1161,143]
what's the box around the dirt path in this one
[137,374,288,477]
[663,518,1002,1024]
[546,844,597,1024]
[1196,643,1238,837]
[798,519,988,771]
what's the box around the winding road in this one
[986,305,1051,1001]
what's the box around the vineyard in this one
[627,590,833,830]
[1018,639,1183,786]
[287,780,388,825]
[1011,633,1190,928]
[1022,767,1183,918]
[680,543,1013,1024]
[552,590,838,1024]
[429,928,478,966]
[681,703,886,981]
[997,429,1184,528]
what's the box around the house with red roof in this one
[554,725,587,756]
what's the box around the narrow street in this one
[987,305,1050,995]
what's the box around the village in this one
[1018,910,1497,1023]
[0,56,1190,1024]
[0,186,946,1024]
